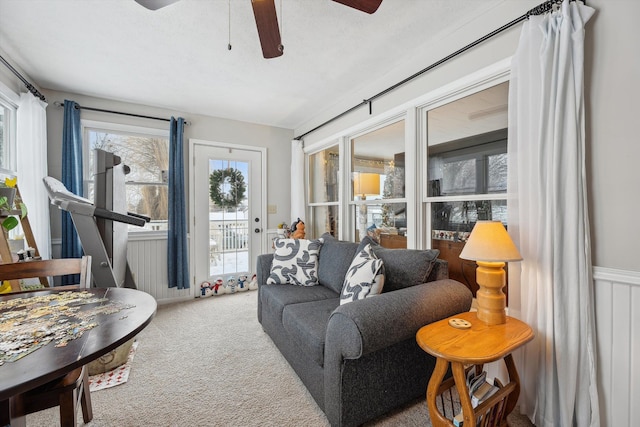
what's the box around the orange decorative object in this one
[291,218,306,239]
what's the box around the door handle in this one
[254,228,262,233]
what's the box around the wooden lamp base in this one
[475,261,507,325]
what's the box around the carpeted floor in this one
[26,291,534,426]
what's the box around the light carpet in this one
[26,290,534,426]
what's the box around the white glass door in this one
[192,142,263,287]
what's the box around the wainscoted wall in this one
[52,235,193,304]
[127,234,193,304]
[594,267,640,427]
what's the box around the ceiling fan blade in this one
[251,0,283,59]
[135,0,180,11]
[332,0,383,14]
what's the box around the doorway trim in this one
[188,138,267,290]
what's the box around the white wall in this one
[42,89,293,242]
[0,47,29,97]
[585,0,640,272]
[594,267,640,427]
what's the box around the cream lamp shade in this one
[459,220,522,326]
[353,173,380,198]
[459,221,522,262]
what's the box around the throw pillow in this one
[340,243,385,305]
[267,238,324,286]
[371,247,440,292]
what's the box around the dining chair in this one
[0,256,93,427]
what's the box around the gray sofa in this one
[256,234,473,427]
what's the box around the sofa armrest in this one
[256,253,273,288]
[256,253,273,324]
[323,279,472,426]
[325,279,472,359]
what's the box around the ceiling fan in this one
[134,0,383,59]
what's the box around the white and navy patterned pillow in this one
[340,243,385,305]
[267,238,324,286]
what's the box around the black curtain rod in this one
[294,0,575,141]
[53,101,190,125]
[0,54,46,102]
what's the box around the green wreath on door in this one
[209,168,246,209]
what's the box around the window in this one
[0,89,19,240]
[425,81,509,297]
[308,144,340,238]
[351,120,406,246]
[429,137,507,197]
[426,82,509,234]
[0,95,16,174]
[83,123,169,232]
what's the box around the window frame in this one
[418,69,510,245]
[306,140,342,239]
[433,138,507,196]
[0,83,18,176]
[348,116,408,243]
[0,84,22,241]
[81,120,170,237]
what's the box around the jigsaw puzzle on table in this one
[0,291,134,366]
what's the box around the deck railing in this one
[209,220,249,252]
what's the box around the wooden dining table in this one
[0,287,157,425]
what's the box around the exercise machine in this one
[44,150,148,287]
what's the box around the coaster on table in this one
[448,318,472,329]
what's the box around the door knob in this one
[254,228,261,233]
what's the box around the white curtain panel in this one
[507,2,598,426]
[290,139,305,224]
[16,92,51,260]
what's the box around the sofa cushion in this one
[317,233,359,293]
[267,238,324,286]
[260,283,338,323]
[282,298,339,367]
[318,233,379,293]
[340,243,385,305]
[371,247,440,292]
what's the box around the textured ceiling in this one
[0,0,503,131]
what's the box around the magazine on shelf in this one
[452,370,502,426]
[471,379,500,407]
[453,412,464,427]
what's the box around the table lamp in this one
[459,220,522,325]
[353,173,380,240]
[353,173,380,199]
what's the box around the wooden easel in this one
[0,186,48,292]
